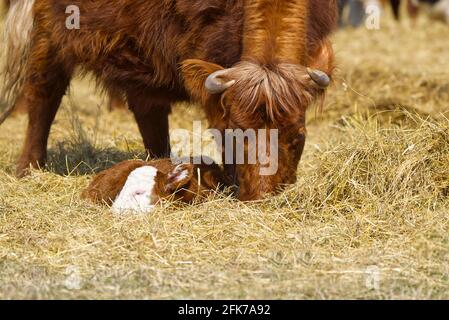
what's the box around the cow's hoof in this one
[16,157,44,178]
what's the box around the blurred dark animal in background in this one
[388,0,447,23]
[387,0,402,19]
[338,0,448,27]
[408,0,449,23]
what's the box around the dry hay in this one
[0,13,448,299]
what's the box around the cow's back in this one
[34,0,336,94]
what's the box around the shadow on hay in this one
[44,101,146,176]
[46,141,145,176]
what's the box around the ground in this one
[0,9,448,299]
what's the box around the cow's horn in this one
[307,68,331,88]
[205,69,235,94]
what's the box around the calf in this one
[82,158,230,214]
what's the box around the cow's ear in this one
[165,163,194,193]
[181,59,225,101]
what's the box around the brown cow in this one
[1,0,337,200]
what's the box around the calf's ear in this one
[181,59,225,101]
[165,163,194,192]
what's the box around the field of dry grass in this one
[0,9,448,299]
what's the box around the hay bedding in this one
[0,12,448,299]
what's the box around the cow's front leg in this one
[16,43,73,177]
[126,93,171,159]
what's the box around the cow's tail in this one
[0,0,35,125]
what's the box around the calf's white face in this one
[110,164,193,215]
[111,166,158,215]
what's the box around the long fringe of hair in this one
[223,61,325,125]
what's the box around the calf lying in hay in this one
[82,159,231,214]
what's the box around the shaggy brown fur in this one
[243,0,309,63]
[2,0,337,200]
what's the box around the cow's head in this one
[182,46,333,200]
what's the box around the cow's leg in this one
[126,94,171,158]
[16,47,72,177]
[348,0,365,27]
[390,0,401,20]
[337,0,349,27]
[407,0,419,21]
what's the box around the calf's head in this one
[182,57,332,200]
